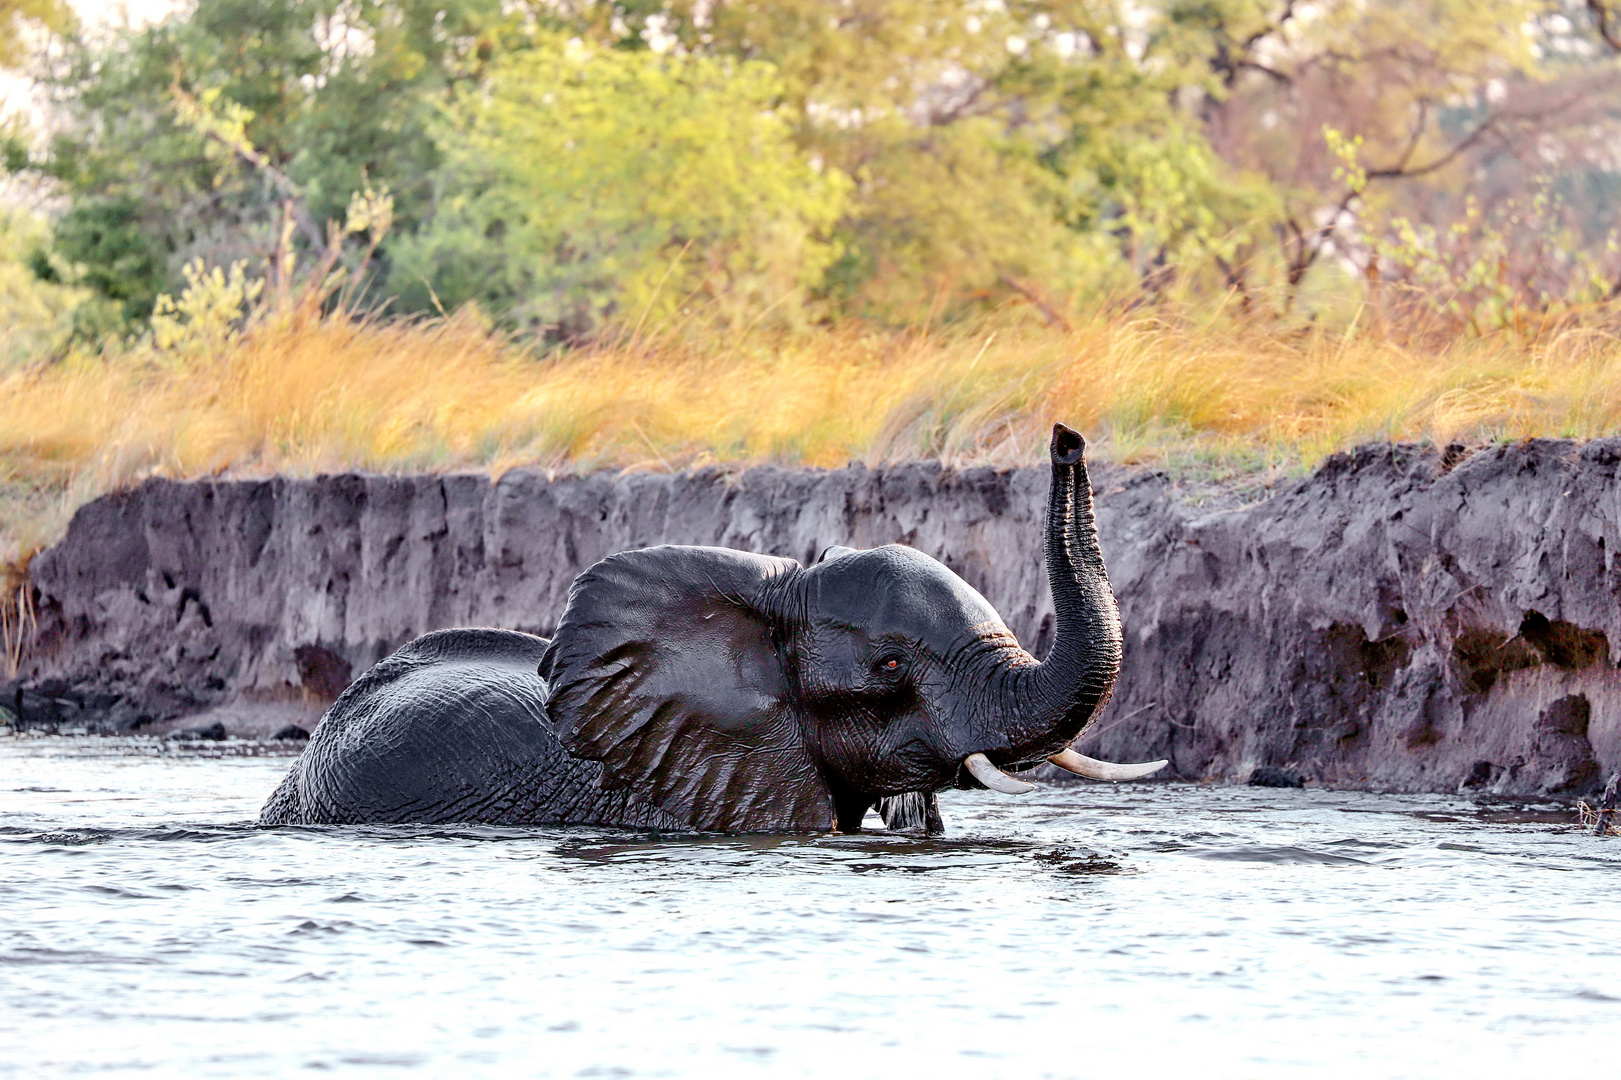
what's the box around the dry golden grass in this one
[5,304,1621,570]
[1577,800,1620,835]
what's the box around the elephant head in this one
[540,423,1163,833]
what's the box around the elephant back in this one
[261,628,681,827]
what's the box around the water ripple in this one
[2,736,1618,1078]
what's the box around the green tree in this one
[33,0,513,324]
[0,0,72,68]
[0,209,87,366]
[394,34,850,335]
[1169,0,1568,307]
[25,0,1608,337]
[599,0,1275,317]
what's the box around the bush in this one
[392,35,850,338]
[0,210,90,367]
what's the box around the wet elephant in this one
[259,424,1164,833]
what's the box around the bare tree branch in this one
[170,80,325,252]
[1277,92,1582,307]
[1212,253,1255,312]
[1365,92,1587,181]
[1589,0,1621,51]
[1235,59,1292,86]
[1207,0,1300,88]
[1385,100,1431,175]
[1241,0,1298,52]
[999,272,1073,331]
[1283,184,1361,295]
[1365,114,1498,180]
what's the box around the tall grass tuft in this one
[5,303,1621,577]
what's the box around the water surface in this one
[3,735,1618,1077]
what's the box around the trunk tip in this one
[1050,423,1085,465]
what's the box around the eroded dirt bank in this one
[7,439,1621,796]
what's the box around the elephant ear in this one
[542,545,834,833]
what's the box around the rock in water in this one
[1248,766,1306,788]
[167,721,227,742]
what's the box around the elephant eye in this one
[874,653,904,673]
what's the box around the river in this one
[3,735,1618,1077]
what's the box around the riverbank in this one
[6,436,1619,797]
[8,305,1621,580]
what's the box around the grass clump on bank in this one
[5,302,1621,574]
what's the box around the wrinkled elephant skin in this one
[261,424,1137,834]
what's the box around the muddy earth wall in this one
[8,439,1621,796]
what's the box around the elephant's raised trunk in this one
[1022,423,1122,748]
[964,424,1164,791]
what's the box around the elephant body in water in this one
[260,425,1162,833]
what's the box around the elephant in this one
[259,424,1165,834]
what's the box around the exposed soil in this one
[7,438,1620,796]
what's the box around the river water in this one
[3,735,1618,1078]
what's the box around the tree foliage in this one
[395,35,850,335]
[0,0,71,68]
[0,208,85,366]
[5,0,1621,338]
[619,0,1276,314]
[32,0,513,320]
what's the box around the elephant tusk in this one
[963,752,1036,795]
[1047,748,1169,782]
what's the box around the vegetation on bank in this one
[7,0,1621,348]
[5,0,1621,589]
[7,296,1621,569]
